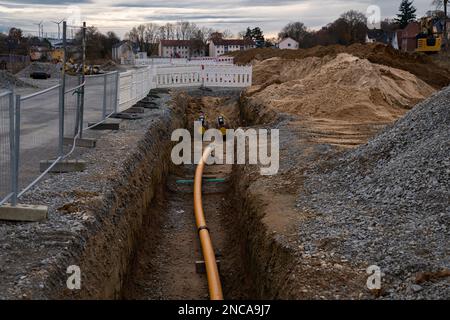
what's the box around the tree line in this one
[278,1,448,49]
[126,22,234,55]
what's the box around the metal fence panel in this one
[83,74,107,127]
[0,90,13,205]
[17,85,61,194]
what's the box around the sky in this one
[0,0,440,39]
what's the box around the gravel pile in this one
[296,87,450,299]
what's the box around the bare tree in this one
[340,10,368,43]
[278,22,309,42]
[175,21,192,40]
[144,23,159,44]
[222,29,234,39]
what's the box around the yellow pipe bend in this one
[193,145,224,300]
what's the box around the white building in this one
[278,37,299,50]
[208,38,255,58]
[158,40,206,58]
[112,40,135,64]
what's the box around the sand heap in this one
[246,53,435,123]
[228,43,450,89]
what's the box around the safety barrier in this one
[134,56,234,66]
[0,62,252,205]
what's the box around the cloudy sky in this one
[0,0,438,38]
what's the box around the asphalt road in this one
[0,75,116,198]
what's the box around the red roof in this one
[211,39,255,46]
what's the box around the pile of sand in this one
[246,53,435,123]
[228,43,450,89]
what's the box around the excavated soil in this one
[228,43,450,89]
[245,53,435,124]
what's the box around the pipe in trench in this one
[193,145,224,300]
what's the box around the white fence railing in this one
[134,56,234,66]
[118,66,156,112]
[117,63,251,112]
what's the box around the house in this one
[112,40,137,64]
[208,38,255,57]
[158,40,206,58]
[366,29,400,49]
[278,37,299,50]
[399,22,421,52]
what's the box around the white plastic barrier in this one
[118,66,156,112]
[135,56,234,66]
[154,65,252,88]
[155,65,203,88]
[117,63,251,111]
[135,58,188,66]
[203,65,252,87]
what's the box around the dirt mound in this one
[297,86,450,299]
[245,53,435,123]
[228,43,450,89]
[0,70,33,89]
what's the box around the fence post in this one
[102,73,107,120]
[59,21,67,156]
[114,71,119,113]
[8,92,15,206]
[11,95,20,206]
[79,22,86,139]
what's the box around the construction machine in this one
[217,115,228,137]
[416,17,443,53]
[198,113,208,136]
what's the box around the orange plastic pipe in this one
[194,145,224,300]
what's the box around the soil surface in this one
[228,43,450,89]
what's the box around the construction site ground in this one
[0,44,448,300]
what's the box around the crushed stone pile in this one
[0,70,33,89]
[246,53,435,123]
[228,43,450,89]
[296,86,450,299]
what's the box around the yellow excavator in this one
[416,17,442,53]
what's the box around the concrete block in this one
[40,159,86,173]
[88,120,120,130]
[63,137,97,148]
[111,113,142,120]
[0,203,48,222]
[124,107,145,114]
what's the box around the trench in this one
[120,90,256,300]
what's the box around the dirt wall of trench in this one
[50,95,187,299]
[227,96,367,299]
